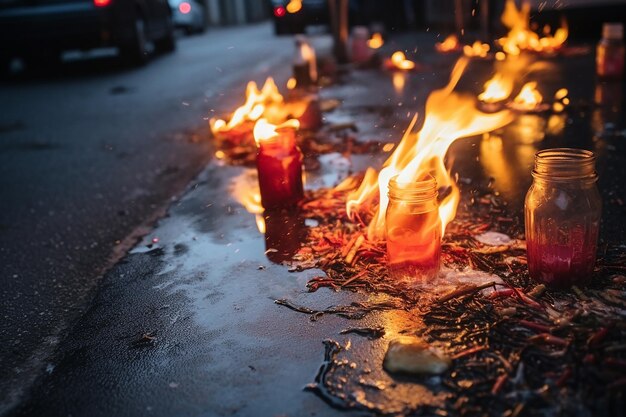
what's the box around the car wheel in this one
[274,19,289,35]
[155,14,176,52]
[120,14,149,66]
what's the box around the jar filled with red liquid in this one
[597,23,624,80]
[386,175,441,282]
[525,149,602,288]
[256,128,304,209]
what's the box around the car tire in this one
[274,20,289,35]
[155,15,176,52]
[120,14,149,66]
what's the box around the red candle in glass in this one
[525,149,602,288]
[254,119,304,210]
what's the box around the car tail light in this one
[179,2,191,14]
[273,5,286,18]
[93,0,111,7]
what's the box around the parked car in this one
[271,0,329,35]
[0,0,176,69]
[168,0,205,34]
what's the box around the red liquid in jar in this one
[257,139,304,209]
[526,225,598,288]
[386,210,441,281]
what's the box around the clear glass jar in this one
[386,175,441,282]
[525,149,602,288]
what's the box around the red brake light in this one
[93,0,111,7]
[179,2,191,14]
[273,6,286,17]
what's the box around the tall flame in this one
[346,58,514,241]
[210,77,284,135]
[478,73,514,103]
[498,0,568,55]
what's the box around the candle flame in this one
[435,34,460,53]
[253,118,299,145]
[512,81,543,110]
[478,73,514,103]
[463,41,490,58]
[346,58,514,241]
[498,0,568,55]
[390,51,415,70]
[367,33,384,49]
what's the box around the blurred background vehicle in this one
[270,0,329,35]
[169,0,206,34]
[0,0,176,70]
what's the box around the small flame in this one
[513,81,543,110]
[435,34,460,52]
[253,118,300,145]
[498,0,568,55]
[367,33,384,49]
[390,51,415,70]
[347,58,514,240]
[286,0,302,13]
[210,77,284,135]
[463,41,490,58]
[287,77,297,90]
[478,73,514,103]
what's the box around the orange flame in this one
[253,118,300,145]
[390,51,415,70]
[463,41,490,58]
[498,0,568,55]
[347,58,514,241]
[512,81,543,110]
[210,77,285,135]
[436,34,460,53]
[478,73,514,103]
[367,33,384,49]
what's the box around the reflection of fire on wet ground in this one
[273,179,626,416]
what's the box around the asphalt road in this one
[0,22,296,413]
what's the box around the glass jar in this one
[525,149,602,288]
[596,23,625,80]
[386,175,442,282]
[256,128,304,210]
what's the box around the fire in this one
[253,118,300,145]
[463,41,490,58]
[286,0,302,14]
[435,34,460,53]
[390,51,415,70]
[367,33,384,49]
[346,58,513,241]
[478,73,513,103]
[512,81,543,110]
[210,77,285,135]
[498,0,568,55]
[286,77,297,90]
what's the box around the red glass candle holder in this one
[256,127,304,210]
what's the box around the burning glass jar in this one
[525,149,602,288]
[386,175,442,281]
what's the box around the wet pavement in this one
[7,33,626,417]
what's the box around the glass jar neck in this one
[532,148,598,184]
[388,175,438,204]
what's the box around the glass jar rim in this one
[388,174,438,202]
[532,148,597,182]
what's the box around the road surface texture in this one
[0,22,300,413]
[3,28,626,417]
